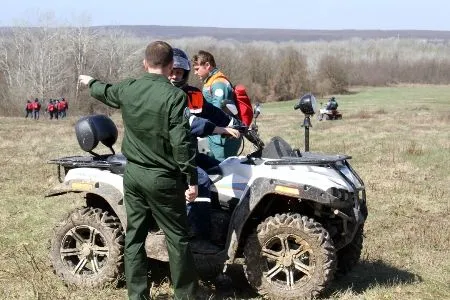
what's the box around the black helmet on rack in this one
[171,48,191,88]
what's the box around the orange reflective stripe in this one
[205,71,231,95]
[187,90,204,113]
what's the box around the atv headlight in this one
[295,93,318,115]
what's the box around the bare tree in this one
[317,54,349,94]
[68,24,99,104]
[270,46,310,101]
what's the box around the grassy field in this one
[0,85,449,300]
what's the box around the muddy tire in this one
[49,207,124,287]
[244,213,336,300]
[336,225,364,275]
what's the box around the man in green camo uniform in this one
[192,50,241,161]
[79,41,199,300]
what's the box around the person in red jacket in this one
[53,100,59,119]
[46,100,55,120]
[60,98,68,118]
[25,100,33,118]
[32,98,41,120]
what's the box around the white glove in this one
[78,75,94,86]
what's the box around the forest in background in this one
[1,17,450,116]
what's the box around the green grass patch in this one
[0,85,449,299]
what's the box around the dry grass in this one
[0,85,449,299]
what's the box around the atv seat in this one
[75,114,118,154]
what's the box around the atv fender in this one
[223,177,337,265]
[46,180,126,228]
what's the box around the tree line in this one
[1,23,450,116]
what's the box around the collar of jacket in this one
[203,68,219,84]
[142,72,171,83]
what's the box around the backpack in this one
[48,104,54,112]
[211,75,254,126]
[33,102,40,110]
[233,84,253,127]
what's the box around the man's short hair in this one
[192,50,216,68]
[145,41,173,68]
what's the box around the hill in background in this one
[2,25,450,42]
[95,25,450,42]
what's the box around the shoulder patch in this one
[214,89,224,98]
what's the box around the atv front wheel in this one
[244,213,336,300]
[336,225,364,275]
[49,207,124,287]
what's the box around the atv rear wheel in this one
[244,213,336,300]
[49,207,124,287]
[336,225,364,275]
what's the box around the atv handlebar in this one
[231,121,264,158]
[245,128,264,152]
[231,123,248,133]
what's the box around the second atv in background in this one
[318,96,343,120]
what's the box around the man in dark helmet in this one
[169,48,239,142]
[169,48,240,243]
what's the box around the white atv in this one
[46,94,367,300]
[317,103,343,121]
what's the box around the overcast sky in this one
[1,0,449,30]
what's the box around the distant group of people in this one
[25,97,68,120]
[25,98,41,119]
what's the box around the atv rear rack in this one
[48,155,123,183]
[264,152,351,166]
[48,155,119,169]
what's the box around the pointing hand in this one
[78,75,94,86]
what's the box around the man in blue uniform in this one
[169,48,240,241]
